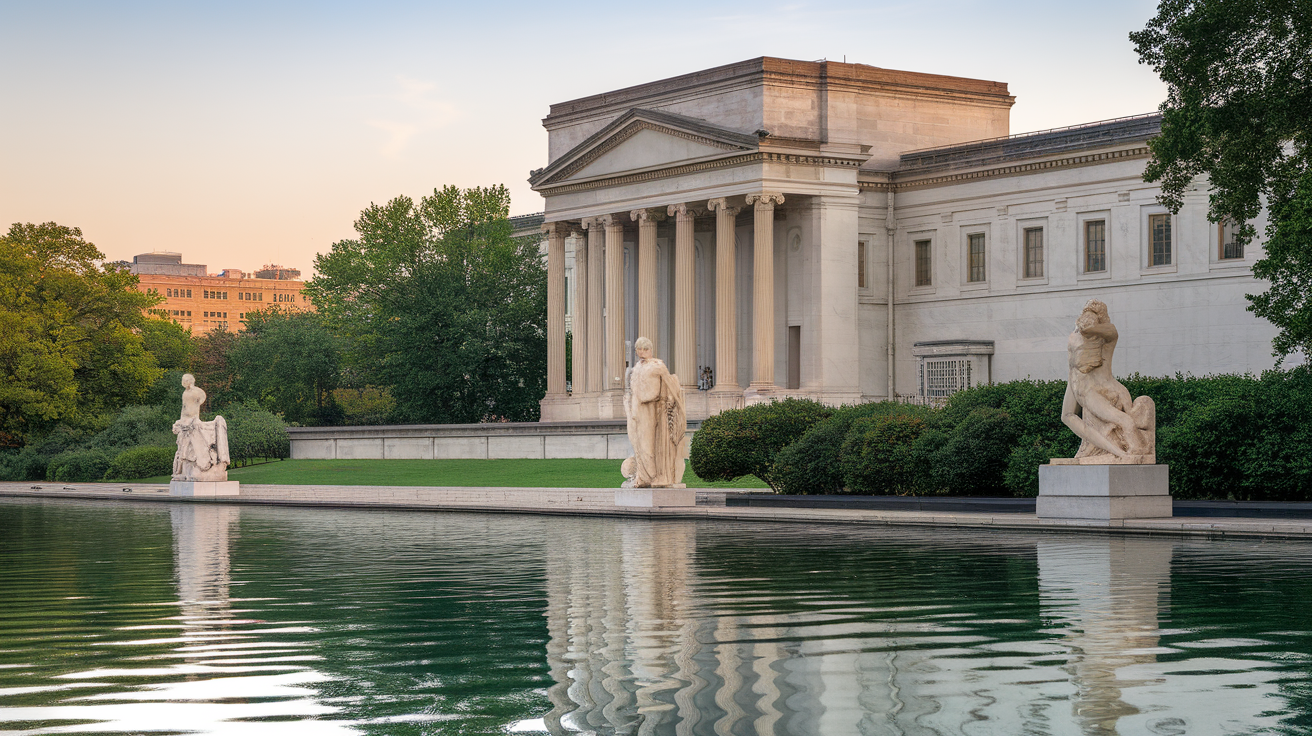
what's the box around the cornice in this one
[857,146,1152,193]
[539,150,864,196]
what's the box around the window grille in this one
[914,240,932,287]
[857,242,867,289]
[1220,220,1244,260]
[1085,220,1106,272]
[967,233,986,282]
[1150,214,1172,266]
[1023,227,1044,278]
[922,358,973,398]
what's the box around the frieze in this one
[858,146,1152,192]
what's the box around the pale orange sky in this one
[1,0,1168,277]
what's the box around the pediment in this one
[531,108,759,189]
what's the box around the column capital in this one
[745,192,785,210]
[630,208,667,224]
[541,221,571,238]
[667,203,705,219]
[597,213,626,228]
[580,217,598,229]
[706,197,741,217]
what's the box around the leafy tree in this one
[139,317,195,370]
[1131,0,1312,358]
[307,185,547,423]
[229,308,342,424]
[0,222,160,443]
[190,327,238,410]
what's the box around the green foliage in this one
[840,414,930,495]
[929,407,1019,496]
[1004,435,1066,498]
[689,398,834,491]
[1131,0,1312,358]
[223,402,291,465]
[308,184,546,423]
[139,317,195,370]
[104,446,175,481]
[773,402,929,495]
[332,386,396,426]
[0,222,161,443]
[190,328,238,410]
[85,404,174,452]
[229,309,342,425]
[45,449,114,483]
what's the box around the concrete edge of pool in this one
[4,482,1312,540]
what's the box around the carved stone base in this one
[170,480,240,497]
[1037,464,1171,520]
[615,488,695,507]
[1050,454,1155,466]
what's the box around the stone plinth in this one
[615,488,695,508]
[170,481,240,497]
[1037,464,1171,520]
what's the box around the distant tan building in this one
[122,252,312,333]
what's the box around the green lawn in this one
[136,458,768,489]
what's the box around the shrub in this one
[104,446,176,481]
[223,403,291,465]
[1003,435,1067,498]
[774,402,932,494]
[0,447,47,482]
[690,398,834,491]
[45,449,114,483]
[87,404,174,452]
[930,407,1019,496]
[840,414,930,495]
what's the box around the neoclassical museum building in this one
[518,57,1283,422]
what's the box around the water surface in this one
[1,498,1311,735]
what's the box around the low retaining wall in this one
[287,421,701,461]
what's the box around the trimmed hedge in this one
[690,398,833,491]
[692,367,1312,501]
[105,446,176,481]
[773,402,930,495]
[224,403,291,465]
[45,449,114,483]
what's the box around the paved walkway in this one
[3,482,1311,540]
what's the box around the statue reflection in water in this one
[539,527,1281,736]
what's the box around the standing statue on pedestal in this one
[622,337,687,487]
[172,373,231,481]
[1059,300,1156,464]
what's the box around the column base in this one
[743,385,778,406]
[707,387,744,415]
[1037,464,1172,520]
[539,394,580,422]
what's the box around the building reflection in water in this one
[541,525,1284,736]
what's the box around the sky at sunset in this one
[2,0,1168,276]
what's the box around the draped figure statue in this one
[172,373,231,481]
[623,337,687,488]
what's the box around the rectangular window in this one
[1150,213,1172,266]
[1220,219,1244,260]
[186,289,192,298]
[967,233,986,283]
[857,242,867,289]
[1023,227,1044,278]
[1085,220,1107,272]
[914,240,932,287]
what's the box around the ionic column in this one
[745,193,784,388]
[587,218,605,394]
[669,203,698,389]
[630,208,663,345]
[573,225,590,395]
[707,198,741,392]
[544,223,568,396]
[602,215,626,390]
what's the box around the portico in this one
[533,57,1013,421]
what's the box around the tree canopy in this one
[307,185,547,423]
[1131,0,1312,358]
[0,222,161,443]
[228,308,343,425]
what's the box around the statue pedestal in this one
[615,488,695,508]
[1037,464,1171,520]
[170,481,240,498]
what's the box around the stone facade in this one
[121,252,312,333]
[528,57,1286,421]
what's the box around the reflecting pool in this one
[2,499,1311,735]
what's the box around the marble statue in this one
[172,373,231,481]
[1059,300,1156,464]
[623,337,687,487]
